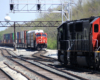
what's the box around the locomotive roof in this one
[57,16,100,29]
[27,30,44,34]
[57,21,71,29]
[90,17,100,24]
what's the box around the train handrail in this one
[93,39,98,48]
[60,39,99,51]
[60,39,88,50]
[60,40,70,50]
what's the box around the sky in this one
[0,0,78,31]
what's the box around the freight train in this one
[57,16,100,69]
[0,30,47,49]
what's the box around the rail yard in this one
[0,46,100,80]
[1,0,100,80]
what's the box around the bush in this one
[47,38,57,49]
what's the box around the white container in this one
[16,32,17,43]
[27,31,31,45]
[20,31,24,43]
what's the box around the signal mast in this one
[9,0,73,22]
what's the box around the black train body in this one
[57,16,100,68]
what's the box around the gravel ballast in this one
[0,46,100,80]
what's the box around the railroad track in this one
[19,49,100,79]
[0,68,13,80]
[31,50,100,73]
[0,48,89,80]
[6,49,57,62]
[1,49,52,80]
[32,50,58,62]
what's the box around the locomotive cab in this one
[57,22,70,65]
[91,18,100,51]
[36,33,47,48]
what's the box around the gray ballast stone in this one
[27,60,80,80]
[0,62,28,80]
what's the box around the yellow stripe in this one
[95,51,100,53]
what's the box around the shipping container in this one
[17,32,19,43]
[27,31,31,45]
[13,33,14,40]
[16,32,20,43]
[17,32,19,39]
[19,32,21,43]
[10,33,13,43]
[16,32,17,43]
[24,30,28,44]
[20,31,24,43]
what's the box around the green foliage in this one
[47,38,57,49]
[72,0,100,20]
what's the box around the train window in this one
[36,34,41,37]
[58,27,63,40]
[42,34,46,37]
[75,22,83,32]
[94,24,98,32]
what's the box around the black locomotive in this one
[57,16,100,68]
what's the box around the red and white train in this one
[0,30,47,49]
[27,30,47,49]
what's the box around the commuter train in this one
[57,16,100,69]
[0,30,47,49]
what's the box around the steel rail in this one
[4,49,90,80]
[0,68,13,80]
[5,49,77,80]
[1,49,52,80]
[3,48,99,80]
[6,50,74,79]
[4,62,32,80]
[16,58,74,80]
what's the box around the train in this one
[0,30,47,49]
[57,16,100,69]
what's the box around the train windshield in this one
[94,24,98,32]
[36,33,41,37]
[42,34,46,37]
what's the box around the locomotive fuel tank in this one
[77,56,88,66]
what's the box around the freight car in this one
[0,30,47,50]
[57,16,100,69]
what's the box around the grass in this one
[47,38,57,49]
